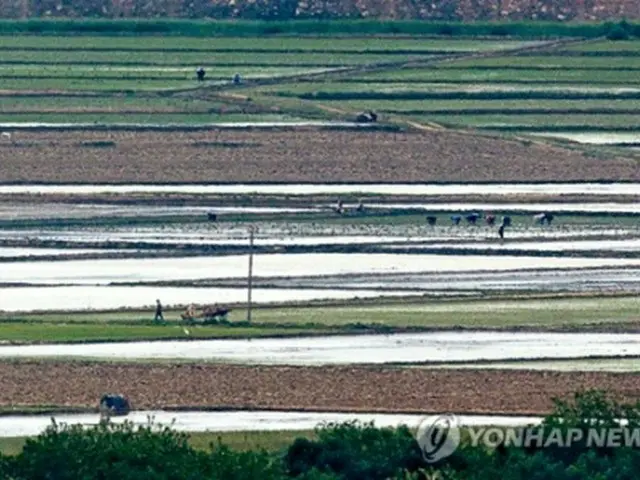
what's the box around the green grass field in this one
[0,65,324,79]
[448,55,640,69]
[0,295,638,344]
[242,38,640,136]
[306,98,640,111]
[0,33,539,126]
[353,67,640,84]
[1,29,639,139]
[0,35,531,52]
[0,112,302,123]
[0,50,429,67]
[0,95,211,108]
[420,113,640,128]
[0,429,316,456]
[0,322,339,343]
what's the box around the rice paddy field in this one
[1,23,640,443]
[0,32,638,159]
[0,34,552,126]
[246,38,640,151]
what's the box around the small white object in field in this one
[183,328,190,335]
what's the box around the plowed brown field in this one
[1,362,638,415]
[1,128,638,183]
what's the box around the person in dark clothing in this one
[154,299,164,322]
[498,224,505,240]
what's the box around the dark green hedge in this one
[0,19,637,38]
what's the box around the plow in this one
[180,304,232,324]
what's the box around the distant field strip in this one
[0,66,328,80]
[417,114,640,128]
[0,51,428,66]
[0,35,545,125]
[0,113,303,123]
[447,56,640,68]
[252,39,640,136]
[290,91,640,100]
[0,36,536,52]
[0,96,230,109]
[555,40,640,52]
[305,99,640,111]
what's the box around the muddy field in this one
[1,361,639,415]
[0,129,638,183]
[2,193,639,206]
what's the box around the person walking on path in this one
[154,299,164,323]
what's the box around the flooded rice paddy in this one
[531,132,640,145]
[419,238,640,252]
[2,219,640,310]
[0,247,120,257]
[1,202,640,221]
[0,204,324,219]
[2,220,637,249]
[2,254,639,286]
[1,185,639,335]
[250,267,640,294]
[0,411,543,438]
[0,331,637,364]
[423,358,640,373]
[2,265,638,311]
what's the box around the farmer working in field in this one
[154,299,164,323]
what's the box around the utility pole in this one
[247,225,254,322]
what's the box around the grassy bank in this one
[0,322,343,343]
[0,428,320,458]
[0,19,633,38]
[0,295,638,343]
[0,429,315,456]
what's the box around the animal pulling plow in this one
[181,304,232,325]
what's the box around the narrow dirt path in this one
[183,36,604,132]
[196,36,601,95]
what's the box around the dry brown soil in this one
[1,129,638,183]
[3,361,639,415]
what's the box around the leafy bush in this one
[6,418,285,480]
[284,420,424,479]
[606,25,629,40]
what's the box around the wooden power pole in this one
[247,226,254,322]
